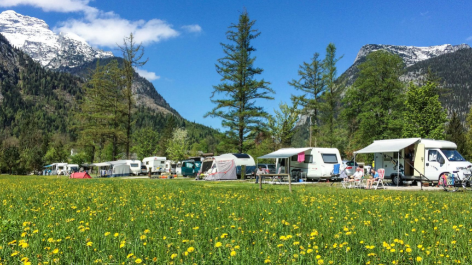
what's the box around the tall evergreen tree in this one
[289,53,324,146]
[205,11,274,153]
[75,60,127,161]
[402,81,447,139]
[446,111,467,158]
[320,43,342,147]
[119,33,148,159]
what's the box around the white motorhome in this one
[355,138,472,185]
[143,157,166,174]
[164,160,179,174]
[56,163,68,175]
[67,164,79,174]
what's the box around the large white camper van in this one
[355,138,472,185]
[143,157,166,174]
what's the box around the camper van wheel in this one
[392,174,403,186]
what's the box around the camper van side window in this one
[291,155,298,162]
[321,154,338,164]
[304,155,313,163]
[428,150,438,162]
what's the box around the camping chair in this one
[372,168,386,190]
[340,169,351,188]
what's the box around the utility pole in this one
[309,116,312,147]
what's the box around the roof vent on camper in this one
[233,153,250,158]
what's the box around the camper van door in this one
[424,149,444,179]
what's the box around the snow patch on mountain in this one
[354,44,471,67]
[0,10,113,69]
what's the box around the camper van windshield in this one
[440,149,466,161]
[321,154,338,164]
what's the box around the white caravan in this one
[115,160,142,175]
[143,157,166,174]
[218,153,256,177]
[55,163,68,175]
[260,147,342,180]
[164,160,179,174]
[355,138,472,185]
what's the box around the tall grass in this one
[0,176,470,264]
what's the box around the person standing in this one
[255,166,265,184]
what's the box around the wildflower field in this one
[0,176,471,264]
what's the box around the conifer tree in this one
[205,11,274,153]
[119,33,148,159]
[320,43,343,147]
[446,111,467,157]
[289,53,324,146]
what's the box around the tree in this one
[205,11,274,153]
[289,53,324,146]
[343,50,405,149]
[132,127,160,160]
[1,137,20,174]
[402,81,447,139]
[166,128,188,161]
[320,43,343,147]
[267,101,300,149]
[159,116,177,156]
[75,60,127,161]
[446,111,467,158]
[119,33,148,159]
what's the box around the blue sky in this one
[1,0,472,130]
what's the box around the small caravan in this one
[259,147,342,180]
[354,138,472,185]
[116,160,142,176]
[218,153,256,177]
[143,157,166,174]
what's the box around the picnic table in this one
[256,173,293,192]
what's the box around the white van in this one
[273,148,342,180]
[143,157,166,174]
[356,138,472,185]
[56,163,68,175]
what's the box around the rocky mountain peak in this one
[0,10,113,69]
[354,43,471,67]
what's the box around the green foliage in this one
[132,127,160,160]
[166,128,189,161]
[74,60,127,161]
[402,81,447,139]
[205,11,274,153]
[119,33,148,159]
[267,101,300,149]
[342,51,405,153]
[446,111,467,158]
[289,53,324,144]
[319,43,343,148]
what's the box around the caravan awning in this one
[259,148,312,159]
[92,162,112,167]
[354,138,420,154]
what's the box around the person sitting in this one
[349,168,363,182]
[366,169,379,189]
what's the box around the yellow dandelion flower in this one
[104,232,110,236]
[230,251,236,257]
[86,242,93,247]
[171,253,178,259]
[135,258,142,264]
[187,247,195,253]
[215,242,222,248]
[52,248,59,254]
[416,257,423,262]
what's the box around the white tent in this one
[204,159,237,181]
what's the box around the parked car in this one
[341,160,358,176]
[257,164,276,174]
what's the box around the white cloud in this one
[0,0,95,13]
[55,12,180,47]
[2,0,200,48]
[182,24,202,33]
[134,68,160,81]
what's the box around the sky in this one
[1,0,472,130]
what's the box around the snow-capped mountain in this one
[0,10,113,69]
[354,43,470,67]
